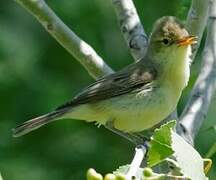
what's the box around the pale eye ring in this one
[161,38,170,46]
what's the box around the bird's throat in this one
[161,45,191,91]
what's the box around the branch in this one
[126,145,147,179]
[111,0,148,61]
[15,0,113,79]
[186,0,210,60]
[178,0,216,144]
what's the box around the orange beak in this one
[176,36,198,46]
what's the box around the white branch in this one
[186,0,210,60]
[126,145,147,180]
[179,0,216,144]
[15,0,114,79]
[111,0,148,61]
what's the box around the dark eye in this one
[162,38,170,46]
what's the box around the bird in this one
[13,16,197,138]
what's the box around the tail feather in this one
[12,110,67,137]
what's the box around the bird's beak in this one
[176,35,198,46]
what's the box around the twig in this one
[14,0,113,79]
[186,0,210,60]
[111,0,148,61]
[126,145,147,179]
[178,0,216,145]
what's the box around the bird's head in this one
[147,16,197,69]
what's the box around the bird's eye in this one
[161,38,170,46]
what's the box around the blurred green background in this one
[0,0,215,179]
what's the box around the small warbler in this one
[13,16,197,137]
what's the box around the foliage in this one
[86,121,210,179]
[147,121,175,167]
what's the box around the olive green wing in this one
[56,62,157,110]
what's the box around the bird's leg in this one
[134,132,151,142]
[105,121,145,145]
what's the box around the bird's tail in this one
[12,109,68,137]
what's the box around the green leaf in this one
[147,120,176,167]
[171,131,207,180]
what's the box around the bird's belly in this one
[109,86,180,132]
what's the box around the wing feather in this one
[56,61,157,110]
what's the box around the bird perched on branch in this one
[13,16,197,139]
